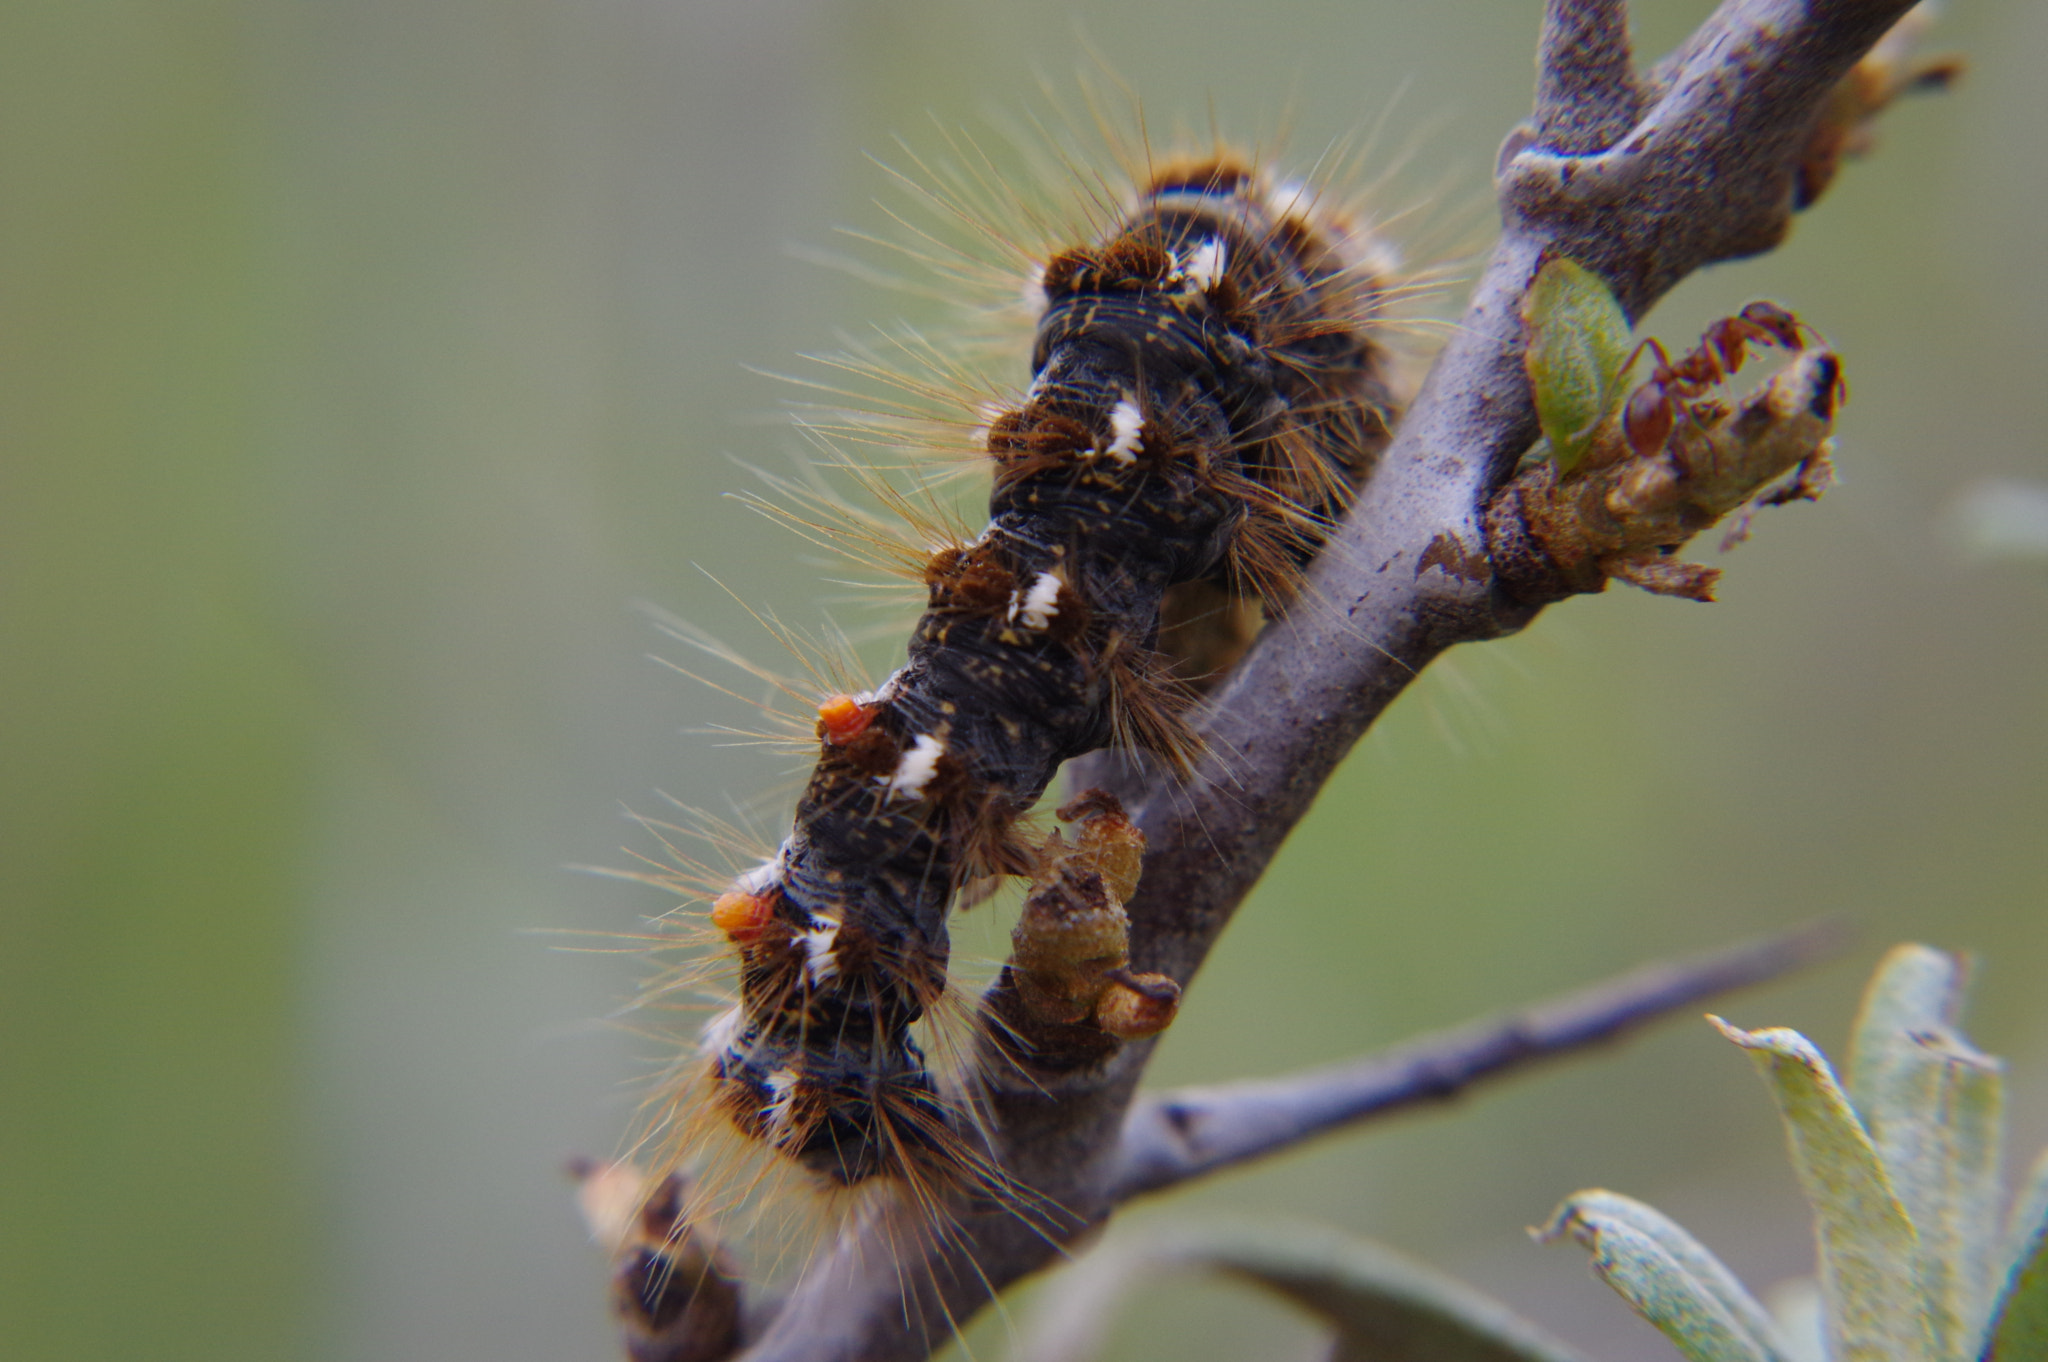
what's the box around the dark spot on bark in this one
[1418,532,1490,583]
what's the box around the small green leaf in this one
[1523,256,1634,474]
[1539,1190,1791,1362]
[1846,945,2006,1360]
[1712,1017,1933,1362]
[1984,1148,2048,1362]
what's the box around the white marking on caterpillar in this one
[1179,237,1228,293]
[698,1004,743,1058]
[1024,267,1051,317]
[855,669,904,708]
[763,1067,800,1133]
[1102,396,1144,463]
[1267,177,1405,281]
[1007,570,1064,630]
[798,921,841,985]
[1264,178,1313,222]
[736,854,783,897]
[884,733,946,800]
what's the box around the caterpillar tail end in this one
[571,1158,744,1362]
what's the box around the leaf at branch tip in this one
[1847,945,2005,1361]
[1710,1016,1933,1362]
[1537,1190,1792,1362]
[1983,1147,2048,1362]
[1523,256,1633,475]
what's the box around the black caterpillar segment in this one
[692,154,1400,1197]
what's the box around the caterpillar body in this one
[658,147,1405,1225]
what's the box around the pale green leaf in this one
[1179,1224,1590,1362]
[1540,1193,1778,1362]
[1712,1017,1933,1362]
[1014,1223,1587,1362]
[1765,1278,1829,1362]
[1539,1190,1791,1362]
[1846,945,2006,1359]
[1522,256,1633,474]
[1847,945,1967,1111]
[1984,1148,2048,1362]
[2007,1150,2048,1288]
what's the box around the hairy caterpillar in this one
[640,133,1412,1242]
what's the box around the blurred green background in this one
[3,2,2043,1359]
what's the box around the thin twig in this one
[1108,920,1848,1201]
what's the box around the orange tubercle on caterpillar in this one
[709,887,780,947]
[814,692,875,744]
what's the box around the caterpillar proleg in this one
[636,124,1416,1255]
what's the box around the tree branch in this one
[1532,0,1642,154]
[1108,919,1847,1201]
[680,3,1931,1358]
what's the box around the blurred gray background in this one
[3,2,2043,1359]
